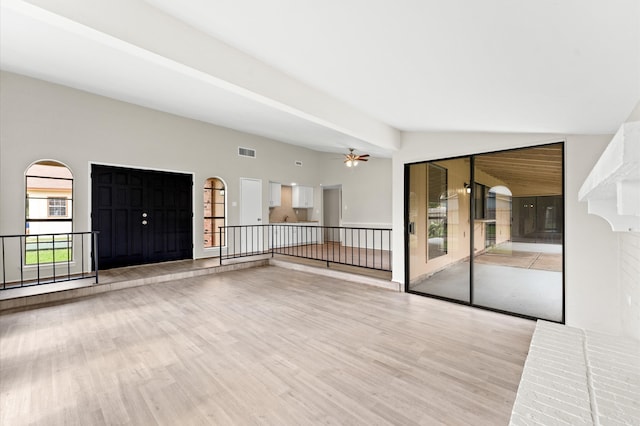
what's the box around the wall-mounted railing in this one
[219,224,391,272]
[1,231,99,290]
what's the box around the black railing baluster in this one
[326,228,330,267]
[93,231,99,284]
[359,229,362,267]
[0,231,99,290]
[388,229,391,271]
[365,230,368,268]
[36,235,40,285]
[67,233,71,281]
[19,236,24,286]
[1,237,5,289]
[332,228,335,264]
[373,230,376,270]
[81,233,85,278]
[212,225,391,273]
[351,228,353,266]
[379,230,382,269]
[52,234,56,283]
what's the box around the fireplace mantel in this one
[579,121,640,232]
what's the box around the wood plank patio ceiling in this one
[475,144,563,196]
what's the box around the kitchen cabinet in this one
[303,226,320,245]
[269,223,319,248]
[269,182,281,207]
[292,185,314,208]
[271,224,299,248]
[272,225,297,248]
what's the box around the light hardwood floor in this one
[1,265,534,425]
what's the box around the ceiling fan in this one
[344,148,370,167]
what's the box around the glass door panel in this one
[472,144,563,321]
[408,158,471,302]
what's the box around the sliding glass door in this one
[407,158,470,302]
[406,143,564,322]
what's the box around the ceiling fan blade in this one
[342,149,369,165]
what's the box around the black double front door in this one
[92,165,193,269]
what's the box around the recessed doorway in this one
[323,186,341,242]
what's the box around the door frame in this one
[239,177,263,254]
[322,185,342,243]
[239,177,263,225]
[403,141,566,323]
[321,184,342,226]
[88,161,196,263]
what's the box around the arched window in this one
[203,177,226,248]
[25,160,73,264]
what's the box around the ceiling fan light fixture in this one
[343,148,368,167]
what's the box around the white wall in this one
[0,71,393,264]
[0,71,326,261]
[318,152,392,227]
[620,233,640,340]
[619,101,640,340]
[392,132,622,335]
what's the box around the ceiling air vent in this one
[238,147,256,158]
[295,160,303,167]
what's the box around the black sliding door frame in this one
[469,155,475,306]
[404,142,565,323]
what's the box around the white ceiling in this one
[2,0,639,157]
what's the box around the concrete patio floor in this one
[409,243,563,321]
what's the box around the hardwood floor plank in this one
[1,265,534,425]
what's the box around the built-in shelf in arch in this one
[579,121,640,232]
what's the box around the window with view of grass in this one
[25,161,73,265]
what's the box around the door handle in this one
[257,218,262,222]
[142,212,148,218]
[142,220,148,225]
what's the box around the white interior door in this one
[240,178,262,254]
